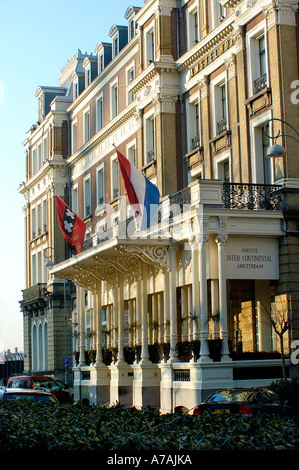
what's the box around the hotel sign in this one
[225,238,279,280]
[190,36,234,78]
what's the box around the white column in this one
[190,237,199,341]
[158,292,164,344]
[95,281,103,365]
[168,246,178,363]
[187,285,192,341]
[78,286,86,366]
[211,279,220,339]
[140,264,150,363]
[181,286,188,342]
[117,273,124,363]
[198,235,211,362]
[217,234,231,360]
[163,269,170,343]
[135,279,141,352]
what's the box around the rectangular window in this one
[146,28,155,64]
[72,185,78,213]
[84,176,91,217]
[191,9,199,45]
[43,137,48,162]
[127,67,135,104]
[189,100,200,149]
[146,116,155,163]
[111,83,118,118]
[253,35,267,93]
[31,254,36,286]
[31,207,36,239]
[216,82,227,134]
[111,157,119,199]
[113,36,119,58]
[72,122,78,153]
[248,29,268,95]
[32,149,36,175]
[42,199,47,232]
[37,204,42,236]
[96,166,105,207]
[129,19,135,41]
[128,145,136,167]
[96,96,103,132]
[84,110,90,143]
[99,53,104,73]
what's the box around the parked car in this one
[2,388,58,403]
[193,387,295,417]
[7,376,73,403]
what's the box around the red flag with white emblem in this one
[55,196,86,255]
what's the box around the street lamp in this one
[44,248,70,386]
[264,118,299,158]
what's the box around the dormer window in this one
[95,42,112,74]
[113,36,119,58]
[109,25,128,59]
[83,55,97,88]
[125,6,141,41]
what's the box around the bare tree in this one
[258,294,291,381]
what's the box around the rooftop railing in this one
[222,182,283,211]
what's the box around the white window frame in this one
[72,183,79,213]
[186,93,201,152]
[250,111,273,184]
[211,73,228,136]
[73,79,79,100]
[98,53,104,74]
[187,5,199,49]
[83,108,90,144]
[111,155,120,200]
[211,0,226,28]
[247,23,268,97]
[113,35,119,58]
[96,164,105,209]
[214,150,231,182]
[83,174,91,217]
[126,62,135,105]
[43,136,48,163]
[31,206,36,239]
[32,147,37,175]
[96,94,104,132]
[72,119,78,154]
[42,198,47,233]
[144,111,155,164]
[144,23,155,65]
[110,79,119,119]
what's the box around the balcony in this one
[254,73,267,93]
[222,182,283,211]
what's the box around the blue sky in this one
[0,0,144,351]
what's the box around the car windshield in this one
[4,393,56,403]
[208,390,254,403]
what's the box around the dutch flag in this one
[114,146,160,231]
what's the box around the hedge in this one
[1,401,299,451]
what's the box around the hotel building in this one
[19,0,299,410]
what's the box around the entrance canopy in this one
[49,237,172,291]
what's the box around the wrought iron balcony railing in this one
[222,182,283,211]
[254,73,267,93]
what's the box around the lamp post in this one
[263,118,299,183]
[44,248,69,386]
[264,117,299,156]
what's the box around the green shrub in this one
[267,379,299,416]
[1,401,299,451]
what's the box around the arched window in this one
[31,323,37,371]
[43,321,48,371]
[37,322,43,371]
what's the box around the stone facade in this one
[19,0,299,409]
